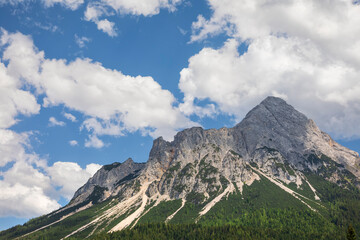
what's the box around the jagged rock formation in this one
[69,158,145,207]
[3,96,360,240]
[64,96,359,233]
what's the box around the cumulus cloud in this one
[3,0,184,36]
[83,4,114,36]
[191,0,360,67]
[38,57,193,140]
[0,129,30,167]
[0,29,44,91]
[83,0,182,36]
[182,1,360,139]
[0,31,40,129]
[85,135,105,149]
[84,4,117,37]
[1,29,194,143]
[69,140,78,146]
[85,163,102,176]
[48,117,66,127]
[179,36,360,138]
[81,118,123,136]
[0,182,61,218]
[63,112,77,122]
[47,162,102,200]
[96,19,117,37]
[0,129,101,218]
[0,65,40,128]
[0,29,104,217]
[84,3,108,21]
[0,158,101,217]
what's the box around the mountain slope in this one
[1,96,359,239]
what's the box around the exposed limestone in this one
[165,198,186,223]
[25,96,360,238]
[197,180,235,221]
[69,158,145,207]
[71,96,359,229]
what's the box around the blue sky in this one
[1,0,360,231]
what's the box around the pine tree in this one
[347,224,356,240]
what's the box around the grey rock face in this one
[235,97,311,161]
[69,96,360,208]
[139,96,359,199]
[69,158,145,206]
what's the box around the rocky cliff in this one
[4,96,360,240]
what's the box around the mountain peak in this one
[123,157,134,164]
[260,95,288,105]
[6,96,360,239]
[239,96,309,133]
[234,96,313,162]
[249,96,308,124]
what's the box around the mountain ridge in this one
[2,96,360,239]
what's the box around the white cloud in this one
[85,163,102,176]
[63,112,77,122]
[0,29,44,91]
[0,130,59,218]
[101,0,182,16]
[0,182,61,218]
[48,117,65,127]
[0,129,101,218]
[81,118,123,136]
[96,19,117,37]
[0,158,101,217]
[180,36,360,139]
[0,31,40,129]
[0,0,83,9]
[43,0,84,10]
[83,0,182,36]
[84,4,117,37]
[191,0,360,67]
[47,162,102,200]
[0,129,29,167]
[38,57,193,139]
[84,3,108,21]
[1,29,195,142]
[85,135,105,149]
[74,35,91,48]
[0,64,40,128]
[180,0,360,139]
[69,140,78,146]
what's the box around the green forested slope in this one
[1,171,359,240]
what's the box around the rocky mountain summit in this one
[68,158,145,207]
[3,96,360,240]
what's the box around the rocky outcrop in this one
[236,97,359,173]
[69,158,145,206]
[18,96,360,239]
[68,96,360,218]
[135,96,359,201]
